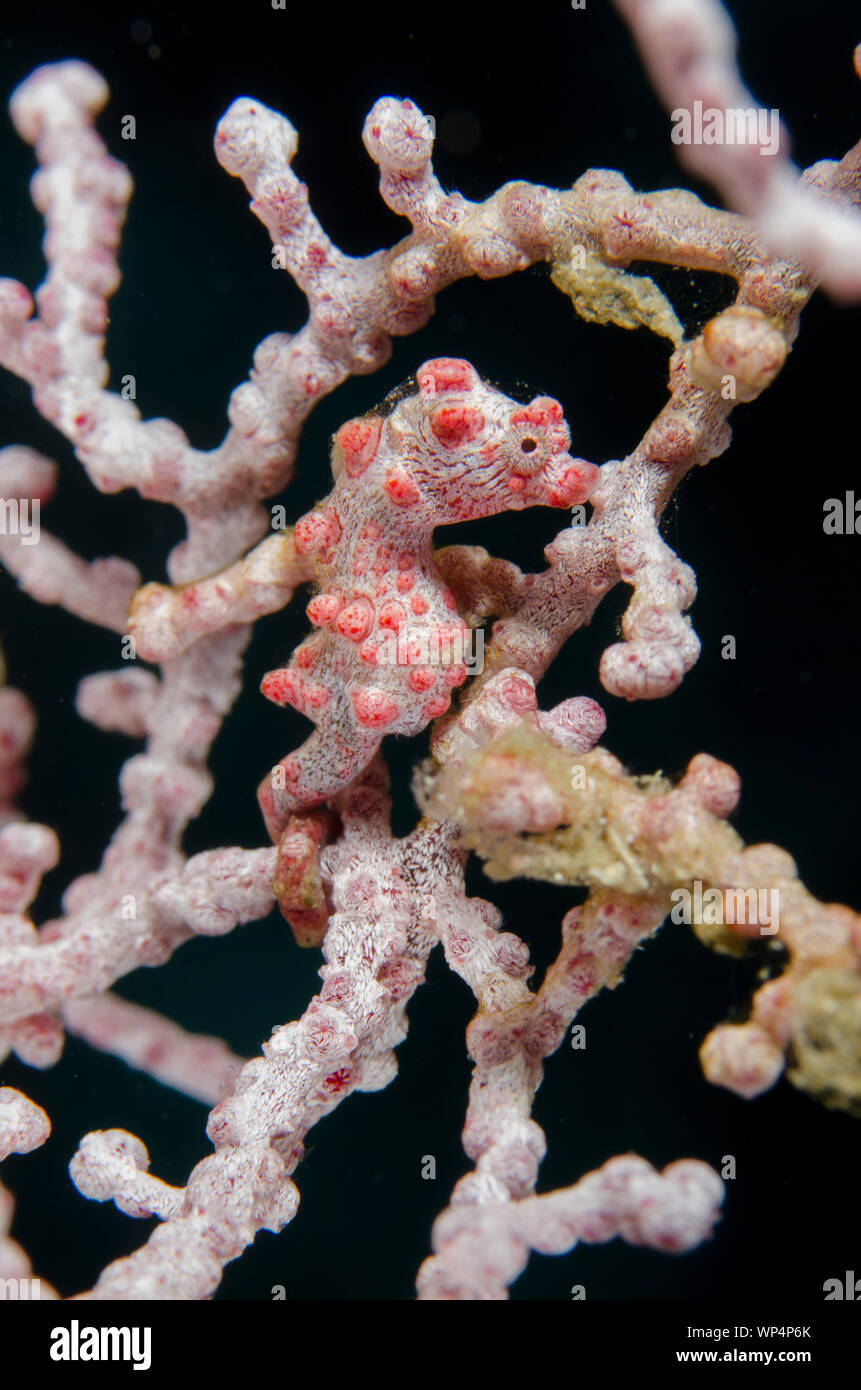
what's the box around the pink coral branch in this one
[0,64,287,581]
[0,1086,58,1293]
[74,763,449,1297]
[418,1155,724,1300]
[129,531,311,663]
[613,0,861,301]
[62,994,246,1106]
[0,447,139,630]
[0,842,276,1029]
[0,1084,50,1162]
[420,879,675,1298]
[75,669,159,738]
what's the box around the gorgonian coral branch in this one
[0,1086,57,1292]
[61,995,246,1107]
[613,0,861,301]
[421,694,861,1111]
[73,763,453,1297]
[418,1155,724,1300]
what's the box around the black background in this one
[0,0,859,1301]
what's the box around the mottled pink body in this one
[259,358,597,836]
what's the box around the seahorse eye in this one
[509,429,547,474]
